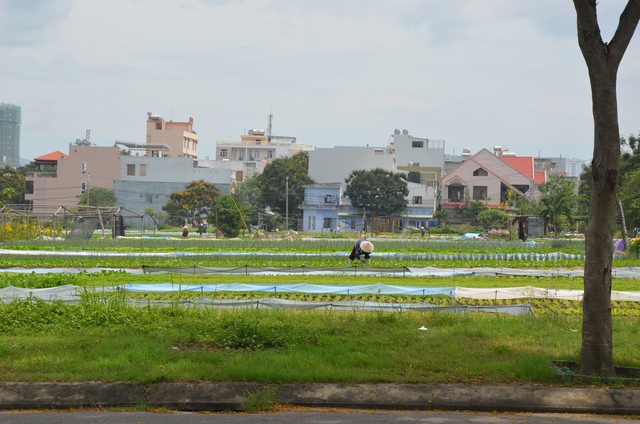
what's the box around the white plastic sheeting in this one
[121,282,457,296]
[3,283,640,303]
[0,285,533,315]
[0,248,586,261]
[2,266,640,279]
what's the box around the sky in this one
[2,0,640,164]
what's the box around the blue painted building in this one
[300,184,341,232]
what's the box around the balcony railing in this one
[25,172,57,178]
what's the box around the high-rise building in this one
[0,103,21,167]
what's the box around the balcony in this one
[299,203,339,210]
[26,172,57,178]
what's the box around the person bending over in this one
[348,238,374,264]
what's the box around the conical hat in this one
[360,240,374,253]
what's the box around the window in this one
[127,164,135,176]
[267,151,273,159]
[350,219,356,230]
[220,149,228,158]
[323,218,332,229]
[324,194,334,204]
[473,168,488,177]
[413,196,422,205]
[412,141,424,148]
[81,162,87,175]
[81,182,86,194]
[473,186,488,200]
[140,164,147,176]
[307,215,316,230]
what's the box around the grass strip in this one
[1,296,639,386]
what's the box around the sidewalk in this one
[0,382,639,414]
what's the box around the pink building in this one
[26,144,121,214]
[441,148,547,219]
[146,112,198,158]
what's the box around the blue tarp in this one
[119,283,457,297]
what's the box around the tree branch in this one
[609,0,640,64]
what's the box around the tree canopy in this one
[211,194,244,238]
[344,168,408,216]
[258,152,314,219]
[77,187,116,207]
[163,180,220,226]
[476,209,508,231]
[234,174,263,227]
[0,168,26,204]
[538,175,577,238]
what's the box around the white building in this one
[303,130,445,231]
[114,156,234,217]
[308,146,395,188]
[215,129,313,180]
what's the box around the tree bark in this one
[573,0,640,376]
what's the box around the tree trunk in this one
[580,71,618,376]
[573,0,640,377]
[618,199,629,249]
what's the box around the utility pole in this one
[87,173,90,207]
[285,176,289,231]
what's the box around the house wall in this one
[25,145,121,214]
[114,156,233,216]
[301,185,340,232]
[114,180,190,219]
[146,116,198,158]
[442,149,533,204]
[392,132,445,170]
[215,134,313,178]
[308,147,395,186]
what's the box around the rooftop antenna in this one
[267,113,273,142]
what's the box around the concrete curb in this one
[0,382,639,414]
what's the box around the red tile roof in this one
[534,171,547,185]
[34,151,69,161]
[499,156,534,179]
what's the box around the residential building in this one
[308,146,395,188]
[0,103,21,167]
[31,151,69,172]
[441,148,547,223]
[404,181,438,229]
[114,156,234,217]
[215,129,313,180]
[391,129,445,187]
[303,131,443,232]
[534,156,586,178]
[300,184,341,232]
[197,158,265,182]
[25,143,122,214]
[146,112,198,158]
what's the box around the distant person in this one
[182,225,189,238]
[348,238,374,264]
[421,226,425,237]
[198,222,205,235]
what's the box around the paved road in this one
[0,409,636,423]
